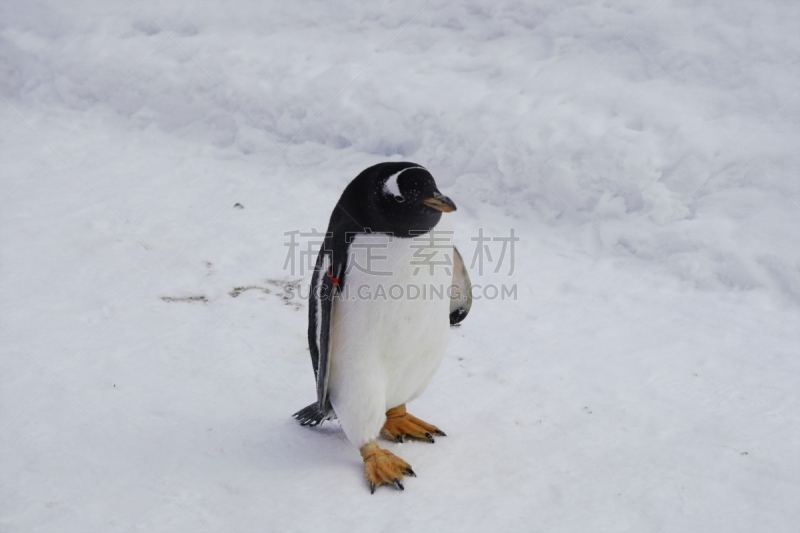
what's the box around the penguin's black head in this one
[364,162,457,237]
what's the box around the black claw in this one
[406,468,417,477]
[396,435,404,443]
[370,482,375,494]
[425,432,435,443]
[393,478,404,491]
[434,429,447,437]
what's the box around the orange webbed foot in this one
[380,404,447,444]
[360,441,415,494]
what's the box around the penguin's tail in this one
[292,402,336,427]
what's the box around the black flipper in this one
[449,246,472,325]
[294,239,346,426]
[315,253,335,411]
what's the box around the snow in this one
[1,0,798,531]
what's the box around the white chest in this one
[330,217,454,407]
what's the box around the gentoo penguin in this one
[293,162,472,493]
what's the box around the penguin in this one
[293,162,472,493]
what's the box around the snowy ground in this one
[1,1,798,532]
